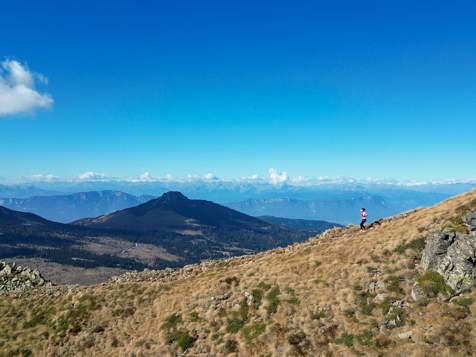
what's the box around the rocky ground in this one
[0,262,51,294]
[0,190,475,356]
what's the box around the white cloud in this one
[131,171,157,182]
[0,60,53,117]
[204,173,220,181]
[77,171,108,181]
[268,168,289,185]
[22,174,59,182]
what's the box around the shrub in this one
[189,311,200,322]
[416,272,454,297]
[287,297,300,305]
[265,287,281,315]
[161,313,182,330]
[355,292,375,316]
[224,339,239,353]
[227,317,246,333]
[165,329,197,350]
[251,289,263,309]
[176,331,197,351]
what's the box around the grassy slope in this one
[1,190,476,356]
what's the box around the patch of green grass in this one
[23,307,55,329]
[337,332,367,355]
[355,292,375,316]
[161,313,182,331]
[379,297,393,315]
[445,217,468,234]
[227,317,245,333]
[338,333,355,347]
[314,261,322,268]
[265,286,281,315]
[287,297,300,305]
[189,311,200,322]
[111,306,135,318]
[394,238,426,255]
[165,329,197,351]
[257,281,271,291]
[238,298,249,320]
[356,330,374,347]
[385,275,404,295]
[353,283,363,291]
[453,297,474,307]
[242,322,266,343]
[251,289,263,309]
[416,272,454,297]
[227,298,249,333]
[53,294,102,336]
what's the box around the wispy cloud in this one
[0,60,53,117]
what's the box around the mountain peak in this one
[158,191,188,202]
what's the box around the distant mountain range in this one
[0,190,154,223]
[0,192,331,284]
[228,190,450,224]
[0,184,59,199]
[0,184,458,224]
[258,216,343,233]
[3,179,475,203]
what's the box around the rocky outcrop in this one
[420,211,476,294]
[0,262,50,294]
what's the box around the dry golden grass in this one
[1,190,476,356]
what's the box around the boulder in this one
[421,225,476,293]
[464,211,476,233]
[421,220,476,294]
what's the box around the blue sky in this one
[1,0,476,182]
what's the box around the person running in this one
[360,208,368,230]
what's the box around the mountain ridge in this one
[0,192,327,284]
[0,190,153,223]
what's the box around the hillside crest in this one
[1,190,476,356]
